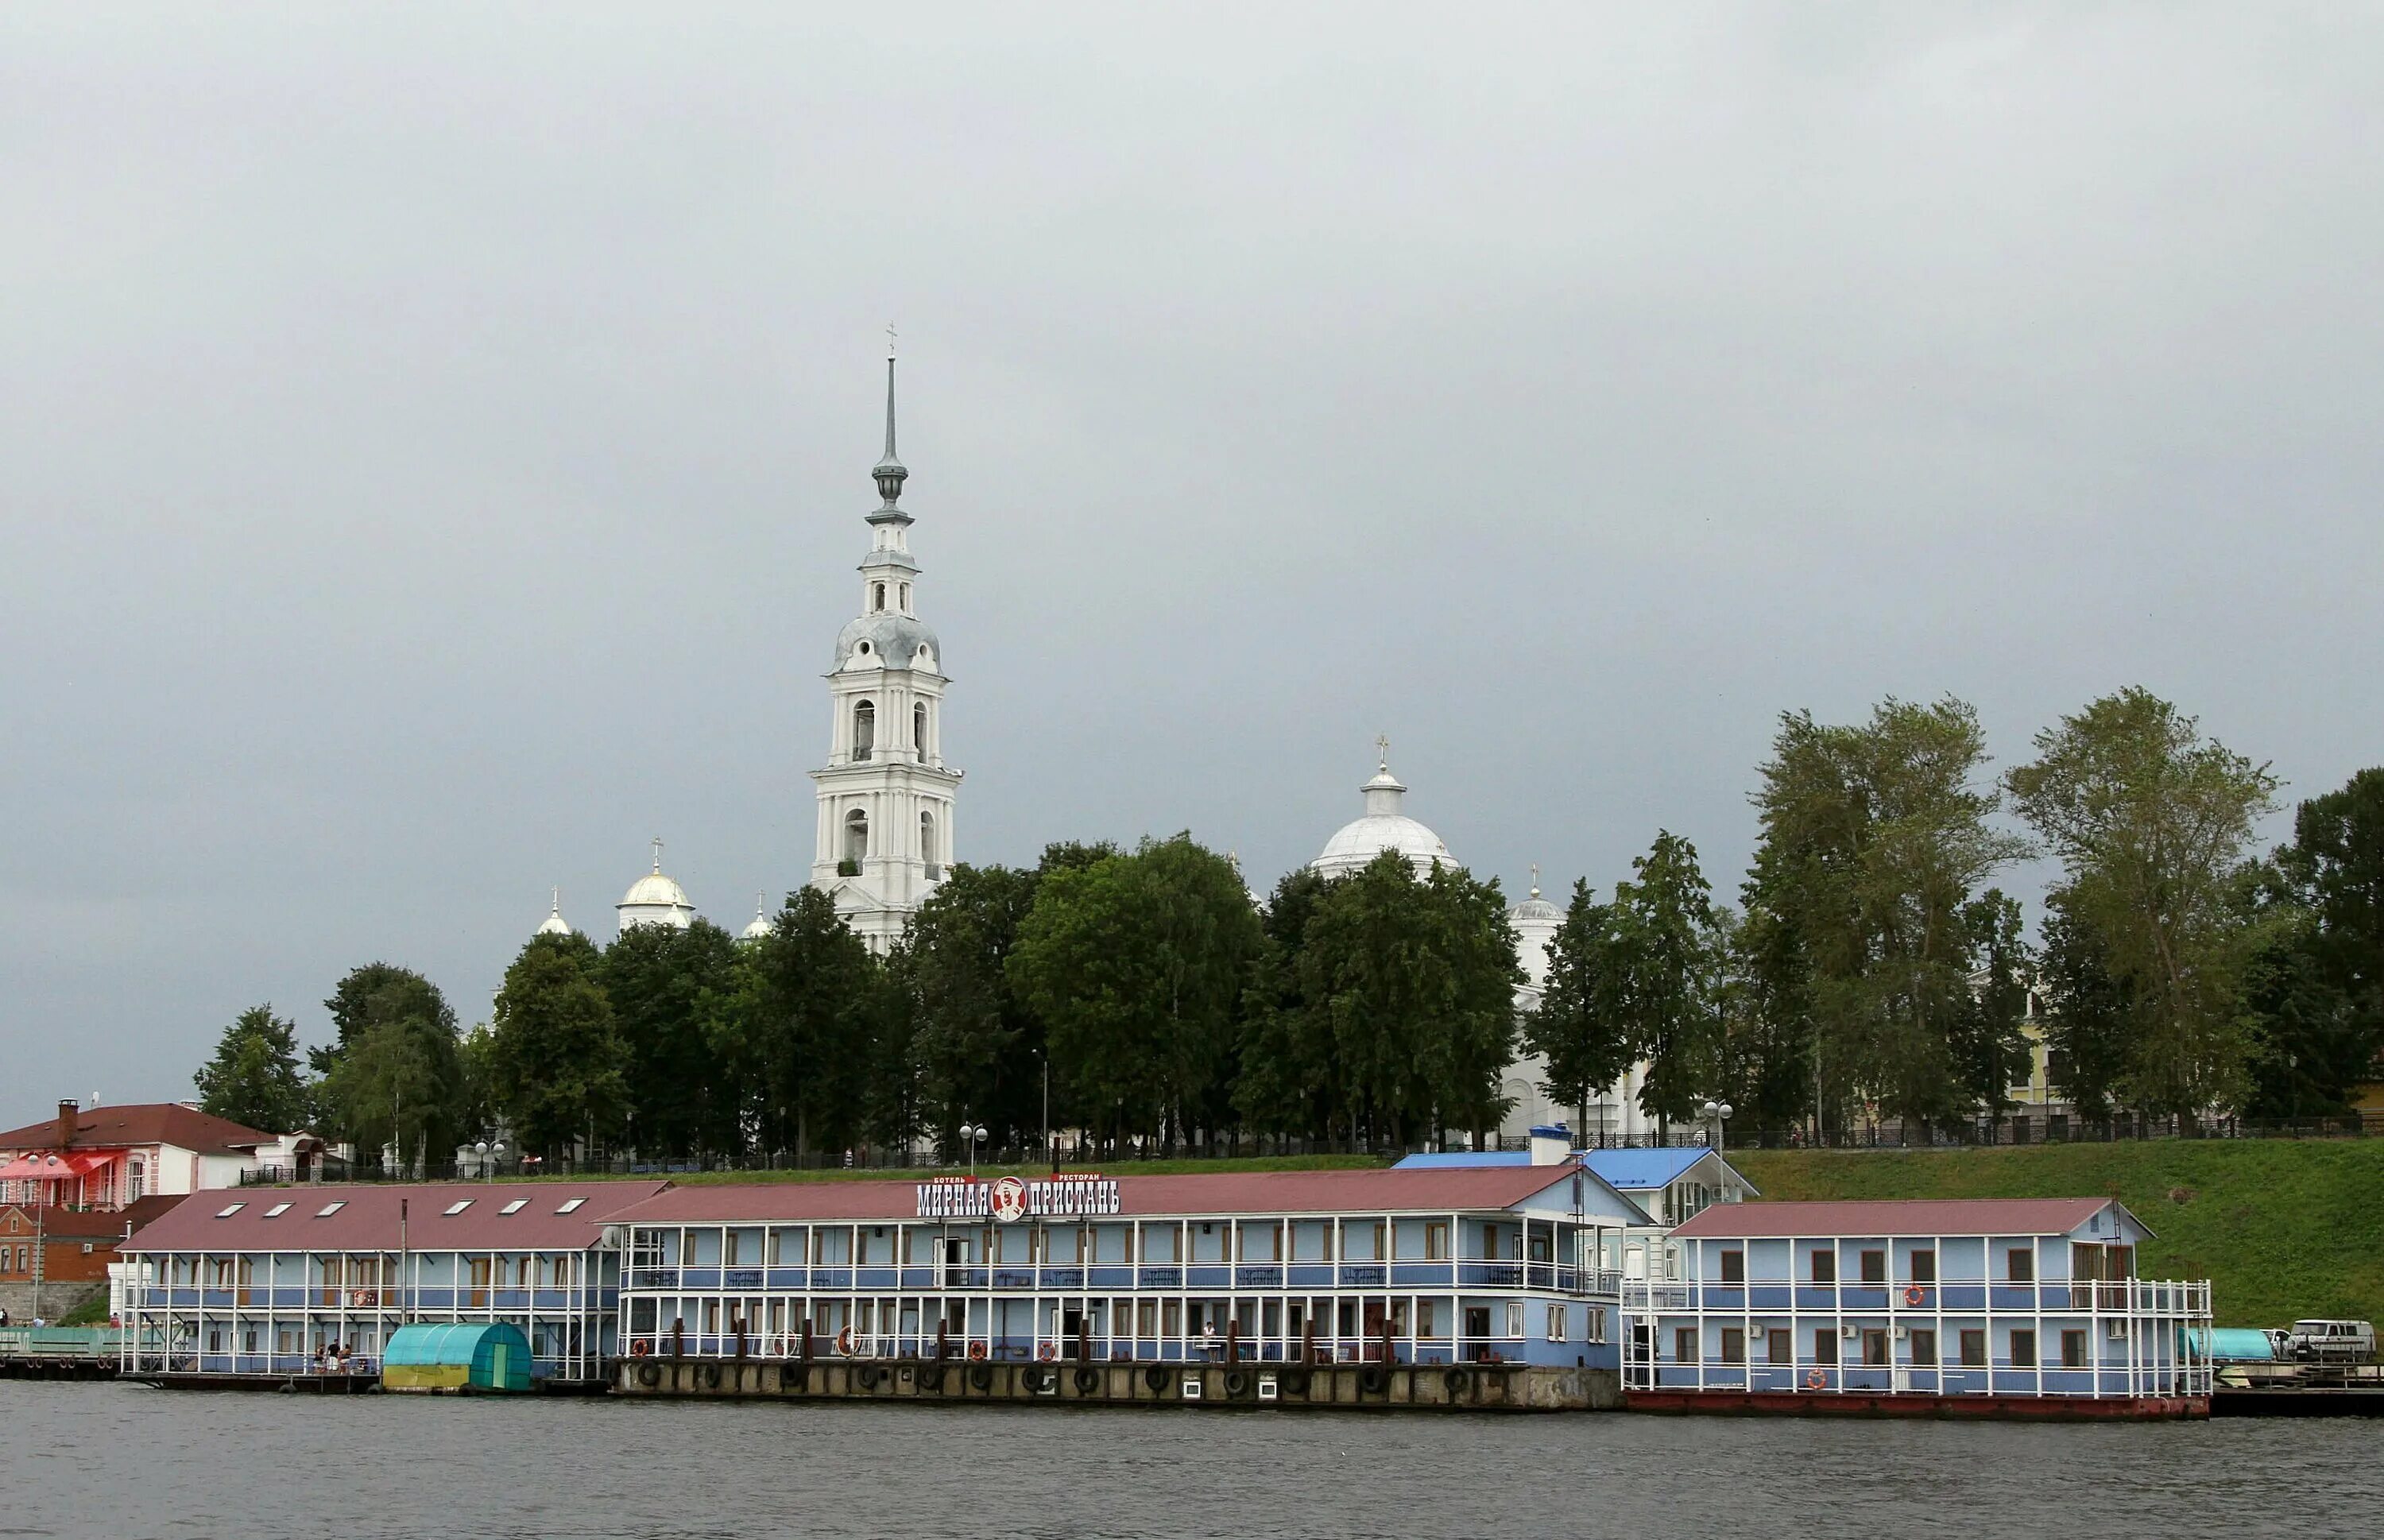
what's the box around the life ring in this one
[966,1340,988,1362]
[1038,1341,1058,1362]
[1903,1285,1925,1306]
[629,1339,650,1357]
[835,1326,856,1357]
[1805,1368,1828,1391]
[349,1290,369,1308]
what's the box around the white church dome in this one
[834,612,941,673]
[742,894,774,942]
[617,839,696,934]
[1313,755,1454,880]
[535,888,575,936]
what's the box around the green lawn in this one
[1728,1139,2384,1331]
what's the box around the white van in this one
[2284,1319,2376,1364]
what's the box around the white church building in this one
[538,358,1658,1146]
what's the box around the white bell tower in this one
[809,350,961,950]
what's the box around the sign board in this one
[914,1174,1122,1221]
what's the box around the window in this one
[1911,1329,1937,1366]
[263,1202,291,1218]
[1862,1329,1890,1366]
[1589,1307,1607,1344]
[1506,1302,1525,1339]
[555,1198,586,1214]
[1960,1329,1986,1367]
[1548,1306,1567,1342]
[1424,1221,1448,1260]
[129,1160,145,1200]
[1720,1327,1746,1364]
[1859,1249,1886,1285]
[1813,1329,1836,1365]
[2061,1329,2088,1368]
[1767,1329,1792,1365]
[1810,1249,1836,1284]
[914,702,927,754]
[1675,1327,1699,1362]
[215,1203,245,1218]
[316,1201,345,1217]
[1718,1248,1745,1284]
[501,1199,528,1215]
[2007,1247,2034,1283]
[2011,1328,2038,1366]
[900,582,911,611]
[920,811,937,866]
[873,582,886,612]
[444,1200,472,1216]
[853,700,877,760]
[844,809,869,865]
[1909,1248,1936,1283]
[1415,1301,1438,1338]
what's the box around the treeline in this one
[191,687,2384,1160]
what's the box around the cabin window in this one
[1674,1327,1699,1363]
[1137,1300,1157,1338]
[1909,1248,1936,1284]
[1813,1329,1837,1365]
[1960,1329,1987,1367]
[2007,1246,2034,1283]
[1862,1329,1891,1366]
[1424,1222,1449,1260]
[1416,1301,1440,1338]
[1505,1301,1525,1338]
[2011,1328,2038,1366]
[1720,1327,1746,1364]
[1911,1329,1937,1366]
[1859,1249,1886,1285]
[1717,1248,1745,1284]
[1589,1307,1608,1344]
[1548,1306,1567,1342]
[1162,1299,1181,1338]
[2061,1329,2088,1368]
[1767,1329,1792,1365]
[1810,1249,1836,1284]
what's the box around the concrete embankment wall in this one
[617,1356,1623,1411]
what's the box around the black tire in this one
[1443,1367,1469,1396]
[782,1361,808,1392]
[857,1364,880,1390]
[701,1363,722,1389]
[1144,1364,1171,1393]
[969,1364,993,1391]
[636,1361,661,1388]
[1281,1368,1310,1396]
[919,1364,945,1392]
[1224,1370,1250,1398]
[1024,1365,1048,1392]
[1074,1366,1101,1395]
[1359,1364,1388,1395]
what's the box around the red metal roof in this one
[122,1181,669,1252]
[0,1196,183,1242]
[610,1165,1592,1225]
[0,1104,282,1158]
[0,1151,114,1181]
[1670,1198,2142,1240]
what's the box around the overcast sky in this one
[4,4,2378,1120]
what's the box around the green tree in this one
[905,862,1045,1153]
[1011,835,1264,1147]
[1522,880,1634,1139]
[192,1004,311,1132]
[602,919,745,1158]
[2009,687,2279,1116]
[1233,867,1335,1137]
[1723,876,1817,1130]
[491,932,630,1159]
[1750,698,2030,1132]
[1293,851,1520,1146]
[745,887,877,1159]
[2238,903,2363,1118]
[2036,892,2137,1120]
[312,963,465,1164]
[2266,768,2384,1105]
[1952,890,2034,1112]
[1609,831,1728,1135]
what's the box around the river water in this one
[3,1382,2374,1539]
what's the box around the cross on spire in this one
[1530,863,1541,899]
[886,322,897,360]
[651,836,664,874]
[1375,733,1391,770]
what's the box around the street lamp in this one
[474,1140,505,1182]
[1700,1101,1735,1151]
[958,1123,986,1177]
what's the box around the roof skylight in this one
[215,1202,245,1218]
[262,1202,292,1218]
[315,1201,346,1217]
[501,1198,528,1215]
[443,1200,472,1216]
[555,1197,586,1214]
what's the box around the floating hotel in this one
[113,1149,2216,1416]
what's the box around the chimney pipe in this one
[56,1099,79,1151]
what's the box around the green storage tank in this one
[381,1322,533,1392]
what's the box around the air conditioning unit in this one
[1747,1324,1767,1339]
[2108,1321,2131,1341]
[1182,1377,1203,1400]
[1841,1325,1859,1338]
[1892,1325,1908,1341]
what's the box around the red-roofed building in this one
[1624,1195,2212,1416]
[0,1100,323,1209]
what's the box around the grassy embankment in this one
[1730,1139,2384,1331]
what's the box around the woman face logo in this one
[989,1176,1028,1224]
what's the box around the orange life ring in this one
[1805,1368,1828,1391]
[966,1341,988,1362]
[835,1326,857,1356]
[1903,1285,1925,1306]
[1039,1341,1058,1362]
[630,1339,649,1357]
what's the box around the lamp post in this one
[1700,1101,1735,1152]
[474,1140,505,1182]
[959,1124,986,1178]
